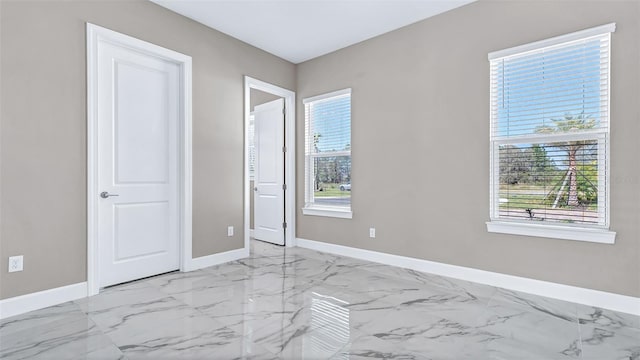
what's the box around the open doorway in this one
[244,77,296,251]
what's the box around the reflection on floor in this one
[1,240,639,359]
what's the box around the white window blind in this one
[304,89,352,212]
[489,25,614,230]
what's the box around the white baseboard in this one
[183,247,248,272]
[0,282,88,320]
[296,238,640,316]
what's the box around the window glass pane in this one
[313,155,351,207]
[304,90,352,210]
[492,36,609,138]
[498,140,601,225]
[312,95,351,154]
[490,28,612,231]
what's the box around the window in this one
[303,89,352,218]
[248,112,255,180]
[487,24,616,243]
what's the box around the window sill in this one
[486,221,616,244]
[303,206,352,219]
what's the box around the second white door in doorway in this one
[253,98,285,246]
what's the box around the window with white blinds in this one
[303,89,352,216]
[488,24,615,238]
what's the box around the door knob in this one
[254,187,258,192]
[100,191,119,199]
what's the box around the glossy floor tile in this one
[1,240,638,359]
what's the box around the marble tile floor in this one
[1,240,638,359]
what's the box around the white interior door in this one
[254,98,285,245]
[97,39,180,288]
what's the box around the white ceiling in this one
[150,0,475,64]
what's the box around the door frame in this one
[86,23,193,296]
[244,76,296,249]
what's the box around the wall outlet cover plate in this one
[8,255,24,272]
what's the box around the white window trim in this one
[487,24,616,243]
[302,206,353,219]
[303,88,352,219]
[488,23,616,60]
[486,221,615,244]
[303,88,351,104]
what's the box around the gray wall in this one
[0,0,295,300]
[296,0,640,297]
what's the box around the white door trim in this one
[244,77,296,249]
[86,23,193,296]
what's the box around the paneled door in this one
[96,35,180,288]
[253,98,285,245]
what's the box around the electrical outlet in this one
[8,256,23,273]
[369,227,376,238]
[227,226,234,237]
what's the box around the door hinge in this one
[283,222,287,229]
[282,146,287,153]
[283,108,286,115]
[282,184,287,191]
